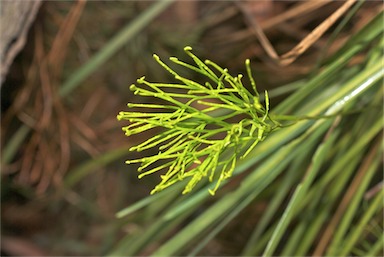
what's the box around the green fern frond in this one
[117,46,280,195]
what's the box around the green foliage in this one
[112,10,383,257]
[118,47,280,195]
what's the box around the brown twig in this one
[48,0,86,77]
[238,0,357,66]
[260,1,331,30]
[8,1,86,193]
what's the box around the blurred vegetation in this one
[1,1,383,256]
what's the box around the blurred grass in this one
[60,0,175,97]
[1,0,174,170]
[1,1,382,256]
[110,9,383,256]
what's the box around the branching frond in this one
[117,46,280,195]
